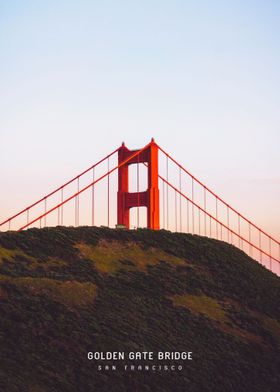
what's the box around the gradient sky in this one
[0,0,279,238]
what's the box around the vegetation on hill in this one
[0,226,279,392]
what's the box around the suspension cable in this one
[18,142,152,231]
[1,147,119,227]
[157,173,280,265]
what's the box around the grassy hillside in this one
[0,226,279,392]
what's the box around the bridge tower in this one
[117,138,159,229]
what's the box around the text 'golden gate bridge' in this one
[1,139,279,275]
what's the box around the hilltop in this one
[0,226,279,392]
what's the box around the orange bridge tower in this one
[117,138,159,229]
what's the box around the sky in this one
[0,0,280,241]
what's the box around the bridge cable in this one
[92,168,95,226]
[162,178,165,229]
[191,178,194,234]
[137,153,140,228]
[0,147,120,228]
[238,214,241,247]
[107,157,110,227]
[204,187,207,236]
[175,189,177,232]
[216,197,218,239]
[157,144,280,248]
[179,167,182,232]
[44,198,47,227]
[259,231,262,264]
[61,187,64,225]
[166,156,169,230]
[157,173,280,266]
[15,142,153,231]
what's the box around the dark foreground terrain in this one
[0,226,279,392]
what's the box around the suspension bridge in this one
[1,138,279,275]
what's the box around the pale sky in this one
[0,1,279,242]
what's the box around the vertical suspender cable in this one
[187,199,190,233]
[166,156,169,230]
[137,155,140,228]
[216,197,218,239]
[248,222,251,256]
[75,183,77,226]
[238,214,241,248]
[75,178,80,227]
[192,178,194,234]
[44,198,47,227]
[179,168,182,232]
[107,157,110,227]
[58,190,60,225]
[92,168,95,226]
[162,179,165,229]
[259,231,262,263]
[198,208,201,235]
[204,187,206,235]
[61,187,64,226]
[175,189,177,232]
[78,177,80,226]
[269,237,272,270]
[227,206,229,242]
[279,244,280,274]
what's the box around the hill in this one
[0,226,279,392]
